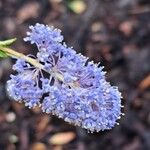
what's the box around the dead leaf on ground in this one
[119,20,135,36]
[138,74,150,90]
[17,2,40,23]
[32,106,41,113]
[68,0,86,14]
[52,145,63,150]
[49,132,76,145]
[30,142,47,150]
[36,115,50,132]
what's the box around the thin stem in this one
[0,46,64,82]
[0,46,44,69]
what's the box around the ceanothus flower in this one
[24,23,63,45]
[7,23,122,132]
[7,70,43,108]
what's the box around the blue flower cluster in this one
[7,23,122,132]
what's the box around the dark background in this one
[0,0,150,150]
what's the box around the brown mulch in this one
[0,0,150,150]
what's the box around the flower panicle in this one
[6,23,122,132]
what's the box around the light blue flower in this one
[7,23,122,132]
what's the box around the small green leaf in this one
[0,38,17,47]
[0,50,8,58]
[68,0,86,14]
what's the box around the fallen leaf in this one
[8,134,18,143]
[139,74,150,90]
[17,2,40,23]
[53,146,63,150]
[36,115,50,132]
[49,132,76,145]
[5,112,16,122]
[30,142,47,150]
[68,0,86,14]
[91,22,103,32]
[119,21,134,36]
[32,106,41,113]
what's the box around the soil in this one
[0,0,150,150]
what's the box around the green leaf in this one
[0,38,17,47]
[0,50,8,58]
[67,0,86,14]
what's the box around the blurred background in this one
[0,0,150,150]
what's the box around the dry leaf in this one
[139,74,150,90]
[49,132,76,145]
[36,115,50,132]
[91,22,103,32]
[5,112,16,122]
[68,0,86,14]
[12,102,24,114]
[17,2,40,23]
[119,21,134,36]
[32,106,41,113]
[53,146,63,150]
[30,142,47,150]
